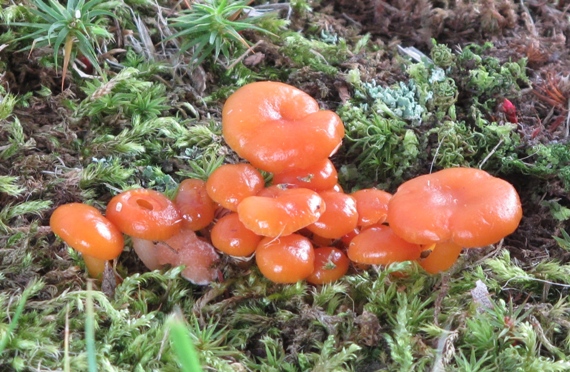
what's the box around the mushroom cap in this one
[106,188,182,241]
[50,203,124,260]
[351,188,392,227]
[211,212,261,257]
[222,81,344,173]
[237,187,325,237]
[419,242,464,274]
[387,167,523,247]
[306,247,350,285]
[156,227,220,285]
[255,234,315,283]
[347,224,422,265]
[174,178,216,231]
[306,191,359,239]
[272,158,338,192]
[206,163,265,211]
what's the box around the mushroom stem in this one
[419,241,463,274]
[131,237,162,271]
[82,254,108,279]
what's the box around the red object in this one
[502,98,518,123]
[77,55,94,74]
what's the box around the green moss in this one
[279,32,349,75]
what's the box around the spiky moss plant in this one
[65,63,232,196]
[5,0,119,89]
[1,268,244,370]
[168,0,276,67]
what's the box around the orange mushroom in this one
[351,188,392,227]
[272,158,338,192]
[306,247,350,285]
[256,234,315,283]
[388,167,522,247]
[347,224,422,265]
[306,191,359,239]
[206,163,265,211]
[387,167,523,273]
[237,187,325,237]
[174,178,216,231]
[106,188,182,241]
[419,242,464,274]
[222,81,345,173]
[211,212,262,257]
[50,203,124,278]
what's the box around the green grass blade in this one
[85,280,97,372]
[32,0,65,22]
[167,314,203,372]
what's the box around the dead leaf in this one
[244,52,265,67]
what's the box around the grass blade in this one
[86,280,97,372]
[166,313,203,372]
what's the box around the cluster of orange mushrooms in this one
[50,82,523,285]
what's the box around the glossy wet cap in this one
[387,167,523,247]
[222,82,344,173]
[50,203,124,260]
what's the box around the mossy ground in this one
[1,0,570,371]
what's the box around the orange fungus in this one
[255,234,315,283]
[106,188,182,241]
[419,242,464,274]
[211,213,261,256]
[306,191,358,239]
[387,167,523,247]
[306,247,349,285]
[347,224,422,265]
[50,203,124,277]
[222,82,345,173]
[174,178,216,231]
[237,187,325,237]
[351,188,392,227]
[206,163,265,211]
[272,158,338,191]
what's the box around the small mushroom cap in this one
[255,234,315,283]
[347,224,422,265]
[272,158,338,192]
[50,203,124,260]
[156,227,220,285]
[106,188,182,241]
[388,167,523,247]
[222,81,344,173]
[419,242,463,274]
[237,187,325,237]
[306,247,350,285]
[306,191,359,239]
[211,213,261,257]
[351,188,392,227]
[206,163,265,211]
[174,178,216,231]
